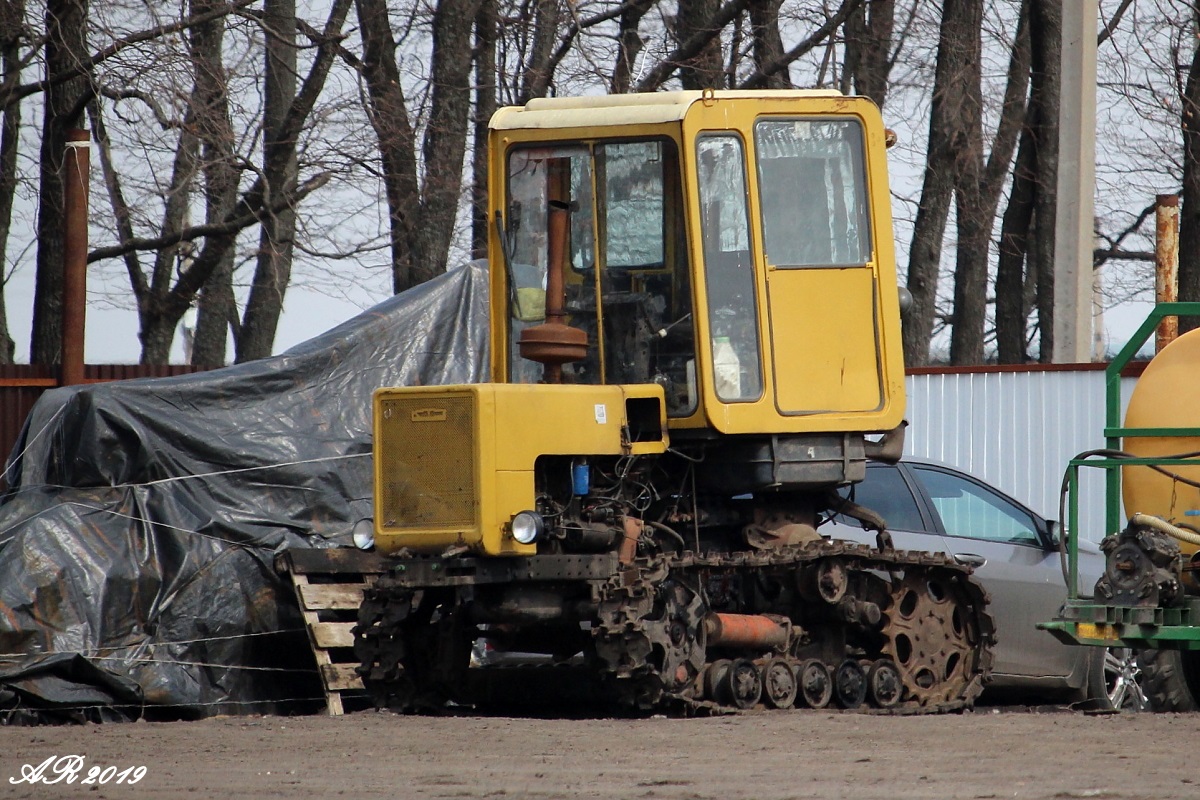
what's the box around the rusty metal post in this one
[61,129,89,386]
[1155,194,1180,353]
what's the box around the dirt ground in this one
[0,706,1197,800]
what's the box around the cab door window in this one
[754,119,871,268]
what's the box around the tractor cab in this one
[489,90,906,441]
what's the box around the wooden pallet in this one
[278,549,390,716]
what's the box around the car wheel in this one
[1138,649,1200,712]
[1086,646,1148,711]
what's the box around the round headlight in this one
[352,520,375,550]
[511,511,544,545]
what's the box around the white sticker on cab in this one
[594,404,607,424]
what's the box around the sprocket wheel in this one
[880,568,988,709]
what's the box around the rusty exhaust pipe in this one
[517,199,588,383]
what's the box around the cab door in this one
[752,118,885,416]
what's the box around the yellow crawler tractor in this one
[340,90,994,713]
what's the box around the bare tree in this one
[674,0,726,89]
[237,0,299,363]
[88,0,352,364]
[1180,5,1200,329]
[841,0,892,107]
[0,0,24,363]
[356,0,482,295]
[610,0,656,93]
[189,0,240,367]
[471,0,498,258]
[31,0,89,365]
[995,0,1058,363]
[520,0,560,100]
[947,1,1029,364]
[744,0,790,89]
[902,5,967,366]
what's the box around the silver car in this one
[826,458,1144,710]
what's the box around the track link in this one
[355,540,994,715]
[593,541,994,715]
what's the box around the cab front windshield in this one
[503,139,696,416]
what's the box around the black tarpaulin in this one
[0,261,489,722]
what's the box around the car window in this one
[836,466,927,532]
[911,466,1039,544]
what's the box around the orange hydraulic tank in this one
[1122,327,1200,555]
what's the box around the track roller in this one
[797,659,833,708]
[834,659,867,709]
[867,658,903,709]
[761,658,798,709]
[724,658,763,709]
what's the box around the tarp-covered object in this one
[0,261,489,722]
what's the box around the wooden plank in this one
[320,662,364,692]
[297,583,366,611]
[312,621,356,649]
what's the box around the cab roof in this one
[488,89,846,131]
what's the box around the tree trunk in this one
[675,0,725,89]
[31,0,89,365]
[948,0,1029,365]
[470,0,497,260]
[945,0,986,365]
[237,0,298,363]
[190,0,239,367]
[995,127,1036,363]
[746,0,790,89]
[0,0,23,364]
[412,0,484,285]
[520,0,559,101]
[610,0,655,93]
[902,5,969,366]
[1178,6,1200,331]
[996,0,1057,363]
[841,0,892,107]
[1030,0,1061,358]
[355,0,420,293]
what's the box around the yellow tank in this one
[1122,327,1200,556]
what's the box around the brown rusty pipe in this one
[704,613,789,651]
[618,516,642,565]
[61,129,89,387]
[1155,194,1179,353]
[545,200,570,324]
[515,197,588,382]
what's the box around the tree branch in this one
[0,0,255,111]
[635,0,751,92]
[86,173,331,264]
[738,0,863,90]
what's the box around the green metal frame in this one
[1040,303,1200,650]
